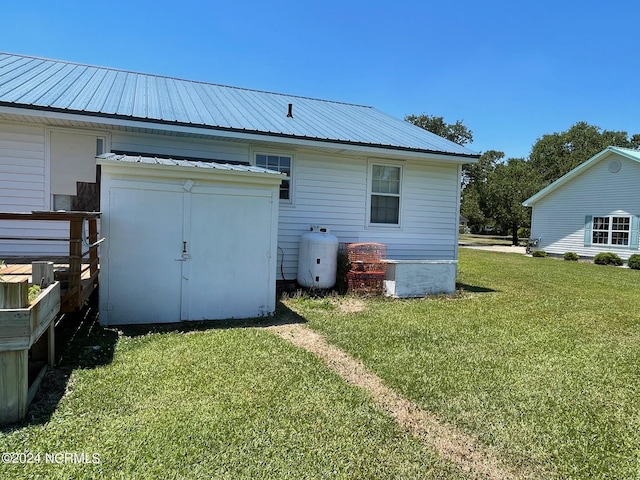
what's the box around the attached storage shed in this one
[98,154,283,326]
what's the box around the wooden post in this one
[32,261,54,288]
[30,264,56,368]
[69,219,83,310]
[88,218,98,278]
[47,322,55,367]
[0,350,28,424]
[0,280,29,309]
[0,280,29,424]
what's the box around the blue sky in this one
[2,1,639,159]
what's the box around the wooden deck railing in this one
[0,212,102,312]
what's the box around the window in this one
[96,137,106,156]
[50,131,105,211]
[255,154,291,200]
[370,164,401,225]
[591,216,630,246]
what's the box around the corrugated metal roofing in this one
[0,53,478,158]
[97,153,285,175]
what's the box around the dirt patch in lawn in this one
[336,298,366,314]
[267,323,539,480]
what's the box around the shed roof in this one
[97,153,285,176]
[523,146,640,206]
[0,53,478,158]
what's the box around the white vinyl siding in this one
[276,153,460,280]
[0,123,46,211]
[530,155,640,260]
[50,130,98,195]
[1,122,463,278]
[0,122,69,257]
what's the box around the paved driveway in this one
[460,245,527,255]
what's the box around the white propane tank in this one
[297,226,339,289]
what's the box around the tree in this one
[482,158,541,245]
[405,114,473,146]
[529,122,640,184]
[460,150,504,230]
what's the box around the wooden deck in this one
[0,262,95,283]
[0,212,101,312]
[1,261,98,313]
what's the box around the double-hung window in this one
[255,153,292,201]
[590,216,631,246]
[369,164,401,225]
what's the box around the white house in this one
[0,53,479,323]
[523,146,640,260]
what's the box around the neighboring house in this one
[523,146,640,260]
[0,53,479,322]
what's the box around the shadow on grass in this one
[3,298,306,432]
[116,301,307,338]
[1,293,120,433]
[456,282,498,294]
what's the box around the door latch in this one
[175,241,191,261]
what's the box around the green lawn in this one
[0,326,461,479]
[3,249,639,479]
[284,249,640,479]
[458,234,514,246]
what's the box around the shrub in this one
[594,252,623,266]
[627,254,640,270]
[518,227,531,239]
[532,250,547,257]
[563,252,579,261]
[28,285,41,304]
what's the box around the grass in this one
[284,249,640,479]
[4,249,639,478]
[458,234,513,246]
[0,323,462,479]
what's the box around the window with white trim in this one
[255,153,292,201]
[369,164,401,225]
[592,216,630,246]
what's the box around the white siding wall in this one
[0,123,46,211]
[111,134,461,280]
[0,123,69,257]
[530,156,640,260]
[1,124,462,275]
[277,152,460,280]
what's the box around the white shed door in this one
[185,192,273,320]
[105,184,274,323]
[106,186,184,324]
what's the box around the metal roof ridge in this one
[0,52,374,110]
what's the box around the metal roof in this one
[0,53,478,158]
[97,153,285,176]
[523,146,640,206]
